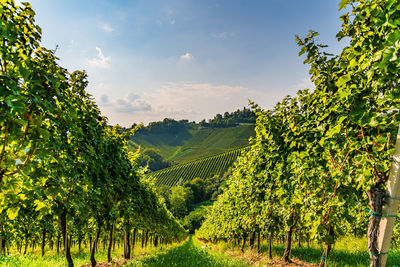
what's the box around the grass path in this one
[128,236,248,267]
[193,237,400,267]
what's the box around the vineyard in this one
[197,1,400,267]
[3,0,400,266]
[130,124,255,164]
[0,2,186,267]
[149,147,247,186]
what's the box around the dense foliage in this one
[0,1,186,266]
[133,118,195,135]
[200,107,256,128]
[137,148,172,172]
[183,206,209,234]
[158,176,221,216]
[197,1,400,266]
[131,107,255,136]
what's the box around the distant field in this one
[149,146,247,186]
[130,124,254,164]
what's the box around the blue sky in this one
[26,0,346,126]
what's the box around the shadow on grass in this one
[270,244,400,267]
[0,252,80,266]
[135,236,245,267]
[0,249,114,267]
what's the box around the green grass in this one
[130,125,254,164]
[199,235,400,267]
[0,241,178,267]
[192,200,214,210]
[128,236,248,267]
[3,236,398,266]
[268,236,400,267]
[0,250,111,267]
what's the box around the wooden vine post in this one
[377,124,400,267]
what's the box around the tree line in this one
[130,107,256,135]
[199,107,256,128]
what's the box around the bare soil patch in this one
[198,238,317,266]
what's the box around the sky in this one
[25,0,347,127]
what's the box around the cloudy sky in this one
[26,0,346,126]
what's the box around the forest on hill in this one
[131,124,253,167]
[131,107,256,134]
[129,114,255,166]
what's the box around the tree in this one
[0,0,77,221]
[183,207,208,234]
[184,178,205,203]
[199,2,400,265]
[169,186,194,218]
[297,1,400,265]
[138,148,171,172]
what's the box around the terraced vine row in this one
[149,147,248,186]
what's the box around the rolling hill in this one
[130,124,254,164]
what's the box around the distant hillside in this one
[130,124,254,164]
[149,147,247,186]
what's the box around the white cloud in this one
[211,32,228,39]
[292,77,315,90]
[97,93,151,113]
[88,47,111,68]
[99,94,110,105]
[154,105,197,116]
[211,32,235,39]
[94,83,292,127]
[127,93,140,102]
[170,19,176,25]
[100,23,114,33]
[114,98,151,113]
[180,52,194,60]
[67,39,75,53]
[163,7,174,16]
[140,82,266,122]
